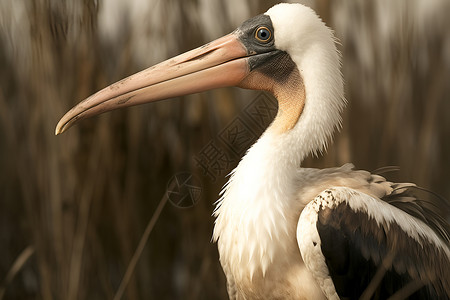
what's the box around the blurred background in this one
[1,0,449,299]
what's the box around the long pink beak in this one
[55,33,250,135]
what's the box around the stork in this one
[56,3,450,299]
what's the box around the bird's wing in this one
[297,186,450,300]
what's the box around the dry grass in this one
[0,0,449,299]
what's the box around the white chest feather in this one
[212,133,326,299]
[213,132,298,276]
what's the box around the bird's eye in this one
[255,26,272,42]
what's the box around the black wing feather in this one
[317,202,449,300]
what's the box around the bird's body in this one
[214,157,389,299]
[56,3,450,299]
[216,160,449,299]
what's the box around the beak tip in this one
[55,122,66,135]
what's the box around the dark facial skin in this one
[235,14,296,84]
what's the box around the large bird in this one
[56,3,450,299]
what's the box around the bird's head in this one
[56,3,344,150]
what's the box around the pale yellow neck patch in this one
[238,56,305,135]
[270,65,305,134]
